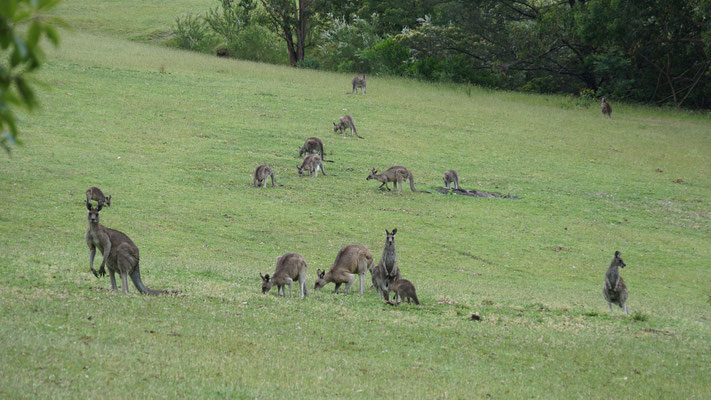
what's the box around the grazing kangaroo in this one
[602,251,629,314]
[85,201,169,295]
[314,244,374,295]
[366,166,430,193]
[443,170,461,190]
[253,164,276,188]
[260,253,308,298]
[601,97,612,118]
[371,228,402,301]
[297,153,327,177]
[299,137,333,162]
[386,275,419,305]
[333,115,362,139]
[86,186,111,208]
[352,74,366,94]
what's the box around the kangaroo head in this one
[260,273,273,294]
[366,168,378,180]
[314,268,327,290]
[601,96,607,103]
[613,250,626,268]
[385,228,397,246]
[86,200,102,223]
[105,195,111,207]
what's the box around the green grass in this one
[1,7,710,398]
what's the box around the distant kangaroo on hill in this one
[601,97,612,118]
[352,74,366,94]
[386,274,419,305]
[253,164,276,188]
[314,244,374,295]
[85,201,170,295]
[442,170,461,190]
[86,186,111,208]
[366,166,430,193]
[299,137,333,162]
[602,250,629,314]
[260,253,308,298]
[333,115,362,139]
[371,228,401,301]
[297,154,327,177]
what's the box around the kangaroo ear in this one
[265,274,270,281]
[85,200,92,210]
[96,203,103,212]
[615,251,621,257]
[333,122,336,126]
[259,273,265,281]
[385,229,389,235]
[392,228,397,235]
[316,269,321,277]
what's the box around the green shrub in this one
[172,12,215,53]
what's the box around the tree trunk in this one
[295,0,308,65]
[283,27,297,67]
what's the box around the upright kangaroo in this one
[352,74,366,94]
[602,251,629,314]
[85,201,169,295]
[386,275,419,305]
[297,154,327,177]
[333,115,362,139]
[299,137,333,162]
[366,166,430,193]
[260,253,308,298]
[314,244,374,295]
[253,164,276,188]
[442,170,461,190]
[371,228,402,301]
[86,186,111,208]
[601,97,612,118]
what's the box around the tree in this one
[1,0,62,153]
[259,0,323,66]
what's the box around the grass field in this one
[1,2,710,398]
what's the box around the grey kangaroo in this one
[85,201,169,295]
[371,228,402,301]
[601,97,612,118]
[352,74,366,94]
[366,166,430,193]
[314,244,374,295]
[297,153,327,177]
[260,253,308,298]
[443,170,461,190]
[602,251,629,314]
[253,164,276,187]
[386,274,419,305]
[86,186,111,208]
[333,115,362,139]
[299,137,333,162]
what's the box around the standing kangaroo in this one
[352,74,366,94]
[602,250,629,314]
[297,153,327,177]
[299,137,333,162]
[366,166,430,193]
[442,170,461,190]
[86,186,111,208]
[260,253,308,298]
[386,275,419,305]
[314,244,374,295]
[253,164,276,188]
[333,115,362,139]
[85,201,169,295]
[371,228,402,301]
[601,97,612,118]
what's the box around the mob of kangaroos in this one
[260,253,308,298]
[297,153,327,177]
[333,115,362,139]
[86,186,111,208]
[602,250,629,314]
[352,74,366,94]
[371,228,401,301]
[85,200,169,295]
[253,164,277,188]
[367,166,430,193]
[314,244,374,295]
[601,97,612,118]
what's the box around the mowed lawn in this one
[0,5,710,398]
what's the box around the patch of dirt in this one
[435,188,519,199]
[437,296,457,305]
[673,179,685,184]
[553,246,571,252]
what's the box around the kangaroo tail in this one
[413,294,420,305]
[130,265,170,296]
[409,174,430,193]
[352,124,363,139]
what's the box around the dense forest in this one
[173,0,711,109]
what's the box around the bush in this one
[172,12,215,53]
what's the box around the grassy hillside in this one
[0,6,710,399]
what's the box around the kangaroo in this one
[299,137,333,162]
[443,170,461,190]
[297,153,327,177]
[386,274,419,305]
[85,201,169,295]
[366,166,430,193]
[314,244,374,295]
[602,250,629,314]
[352,74,366,94]
[371,228,402,301]
[601,97,612,118]
[333,115,362,139]
[253,164,276,188]
[260,253,308,298]
[86,186,111,208]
